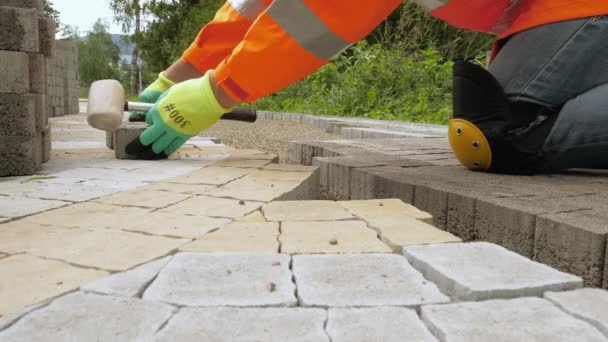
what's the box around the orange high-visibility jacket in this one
[183,0,608,103]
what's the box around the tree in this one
[43,0,61,29]
[77,19,121,85]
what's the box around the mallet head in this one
[87,80,126,131]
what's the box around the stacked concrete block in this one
[0,1,54,176]
[47,40,79,117]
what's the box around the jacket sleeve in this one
[214,0,403,103]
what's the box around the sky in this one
[52,0,124,36]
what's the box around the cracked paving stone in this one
[180,222,279,253]
[263,201,354,222]
[404,242,583,301]
[327,307,437,342]
[420,297,606,342]
[82,256,172,297]
[0,221,188,271]
[0,254,108,316]
[164,166,254,185]
[0,292,176,342]
[138,182,216,195]
[151,307,328,342]
[24,202,150,229]
[117,212,231,239]
[160,195,263,219]
[292,254,449,307]
[280,221,392,254]
[545,288,608,337]
[0,195,69,218]
[338,199,433,224]
[95,189,193,209]
[143,253,296,307]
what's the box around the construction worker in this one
[126,0,608,175]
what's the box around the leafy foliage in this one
[76,20,122,85]
[42,0,61,29]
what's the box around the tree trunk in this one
[130,1,141,95]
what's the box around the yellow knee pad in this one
[448,119,492,171]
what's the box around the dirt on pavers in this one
[203,119,339,163]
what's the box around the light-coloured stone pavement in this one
[0,114,607,341]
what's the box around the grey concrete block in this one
[545,288,608,338]
[41,125,50,163]
[33,93,47,130]
[0,0,43,11]
[0,6,38,52]
[0,51,29,94]
[446,192,477,242]
[414,185,448,230]
[0,292,175,341]
[37,17,55,57]
[0,93,35,136]
[153,307,328,342]
[143,253,296,307]
[292,254,449,307]
[27,53,45,93]
[420,297,606,342]
[404,242,582,301]
[0,135,38,176]
[327,307,437,342]
[114,122,147,159]
[106,130,114,150]
[534,212,608,287]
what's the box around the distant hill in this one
[111,34,135,63]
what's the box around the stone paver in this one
[152,307,328,342]
[0,221,188,271]
[180,222,279,253]
[369,217,461,252]
[161,195,263,219]
[0,292,176,342]
[327,307,437,342]
[164,166,253,185]
[0,254,108,316]
[143,253,296,306]
[139,182,216,195]
[0,195,69,218]
[261,164,318,172]
[205,176,305,202]
[263,200,354,222]
[235,210,267,222]
[215,157,272,168]
[292,254,449,307]
[95,188,192,209]
[404,242,583,301]
[118,212,231,239]
[420,297,606,342]
[545,288,608,337]
[280,221,392,254]
[0,180,125,202]
[82,256,172,298]
[339,199,433,224]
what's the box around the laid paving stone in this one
[143,253,296,306]
[19,182,124,202]
[82,256,172,298]
[118,212,230,239]
[280,221,392,254]
[263,201,354,222]
[165,166,253,185]
[215,157,272,168]
[235,210,267,222]
[152,307,328,342]
[0,221,188,271]
[206,176,305,202]
[95,188,192,209]
[338,199,433,224]
[25,202,150,229]
[545,288,608,337]
[254,170,312,182]
[327,307,437,342]
[293,254,449,307]
[161,195,263,219]
[369,217,461,252]
[139,182,216,195]
[261,164,318,172]
[0,299,52,331]
[0,195,69,218]
[0,292,176,341]
[88,159,162,170]
[180,222,279,253]
[404,242,583,301]
[0,254,108,316]
[420,297,606,341]
[0,217,9,224]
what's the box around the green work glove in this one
[129,73,175,122]
[125,71,232,159]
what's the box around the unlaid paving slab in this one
[25,202,150,229]
[164,166,253,185]
[95,188,192,209]
[82,256,172,298]
[0,292,176,341]
[0,254,108,316]
[420,297,606,342]
[292,254,449,307]
[179,222,279,253]
[161,195,263,219]
[280,221,392,254]
[152,307,328,342]
[369,217,461,252]
[139,182,216,195]
[0,221,188,271]
[0,195,69,218]
[545,288,608,337]
[327,307,437,342]
[404,242,583,301]
[118,212,230,239]
[338,199,433,224]
[263,201,354,222]
[143,253,296,306]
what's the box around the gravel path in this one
[204,119,339,163]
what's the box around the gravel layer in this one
[204,119,339,163]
